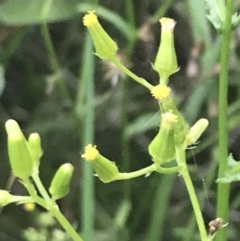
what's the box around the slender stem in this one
[78,34,95,241]
[116,164,156,180]
[111,57,153,90]
[216,0,234,240]
[175,145,208,241]
[40,21,72,104]
[23,178,47,208]
[50,206,84,241]
[32,172,52,204]
[24,178,84,241]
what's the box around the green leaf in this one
[0,65,5,97]
[0,0,78,25]
[231,12,240,30]
[205,0,224,33]
[217,154,240,183]
[125,112,160,140]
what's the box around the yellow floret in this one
[81,144,99,161]
[151,84,171,100]
[83,11,98,26]
[162,111,178,123]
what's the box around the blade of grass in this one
[76,33,95,240]
[216,0,234,240]
[147,175,176,241]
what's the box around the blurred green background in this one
[1,0,240,240]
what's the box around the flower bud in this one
[28,133,43,168]
[49,163,74,201]
[148,112,178,164]
[0,190,14,207]
[5,120,34,180]
[154,18,179,85]
[160,96,189,145]
[184,119,209,148]
[83,11,118,60]
[81,144,119,183]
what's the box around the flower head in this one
[83,11,118,60]
[151,84,171,100]
[81,144,99,161]
[83,11,98,26]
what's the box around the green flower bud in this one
[81,144,119,183]
[28,133,43,168]
[83,11,118,60]
[49,163,74,201]
[5,120,34,180]
[159,95,189,145]
[148,112,178,165]
[154,18,179,85]
[184,119,209,148]
[0,190,14,207]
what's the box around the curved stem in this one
[175,145,208,241]
[111,57,153,90]
[116,164,156,180]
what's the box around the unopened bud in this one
[184,119,209,148]
[28,133,43,168]
[49,163,74,200]
[154,18,179,84]
[5,120,34,180]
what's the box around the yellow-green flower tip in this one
[154,17,178,85]
[49,163,74,200]
[83,11,98,26]
[83,11,118,60]
[184,118,209,148]
[162,111,178,123]
[151,84,171,100]
[5,119,22,136]
[81,144,99,161]
[160,18,176,32]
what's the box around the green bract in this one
[148,112,177,165]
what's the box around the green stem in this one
[116,164,156,180]
[40,21,72,104]
[50,206,84,241]
[111,57,153,90]
[23,178,47,208]
[24,178,84,241]
[216,0,234,240]
[175,145,208,241]
[32,172,52,204]
[78,34,95,241]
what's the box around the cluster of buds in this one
[1,120,75,207]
